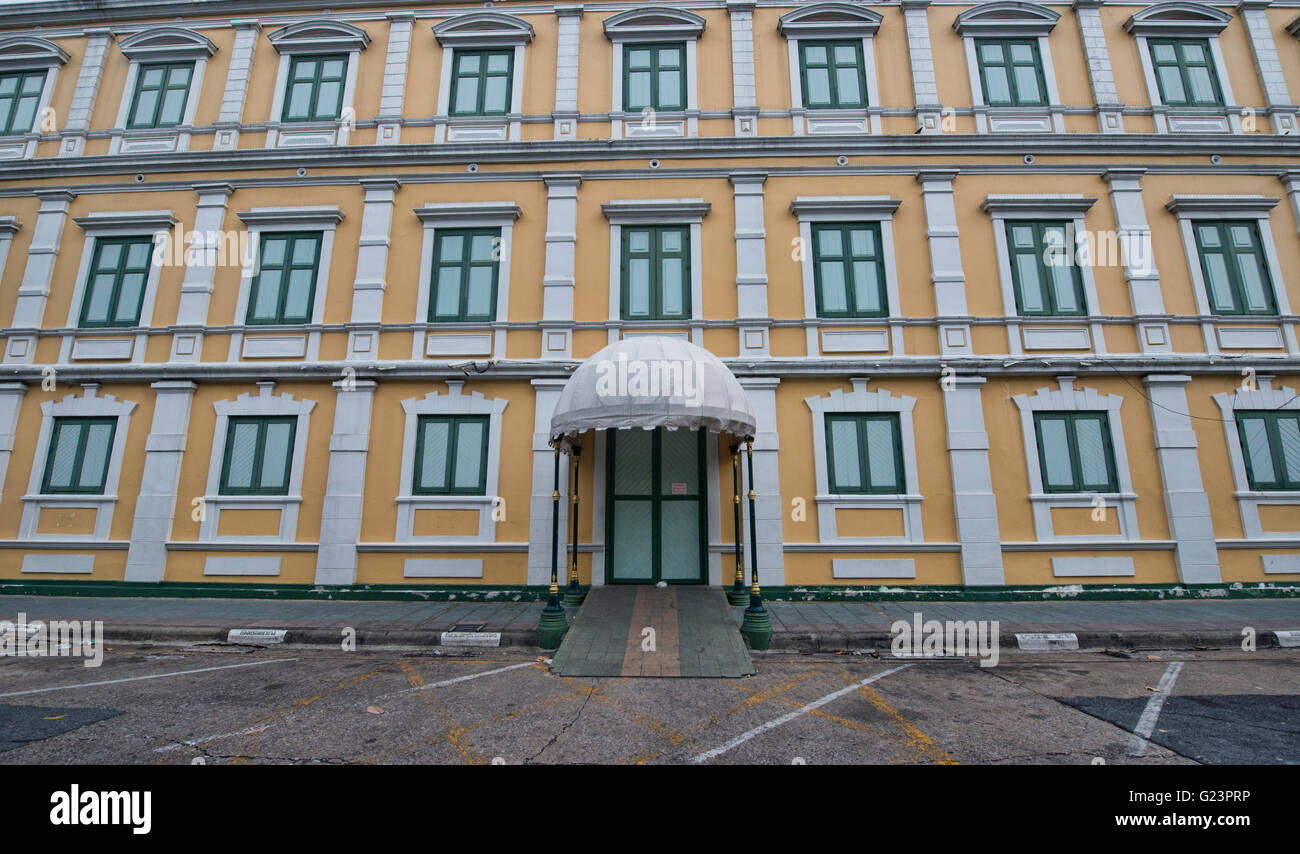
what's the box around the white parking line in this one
[0,658,299,698]
[378,661,538,699]
[690,663,915,763]
[154,724,274,754]
[1126,660,1184,757]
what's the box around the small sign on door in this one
[671,482,687,495]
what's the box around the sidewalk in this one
[1,593,1298,651]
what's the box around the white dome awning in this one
[549,336,756,446]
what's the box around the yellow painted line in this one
[400,660,486,765]
[851,678,959,766]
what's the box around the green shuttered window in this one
[127,62,193,129]
[247,232,322,325]
[41,417,117,495]
[219,416,296,496]
[0,70,45,136]
[414,415,489,495]
[1236,411,1300,491]
[449,50,513,116]
[826,413,904,494]
[976,39,1047,106]
[621,226,690,320]
[80,237,154,328]
[1193,221,1276,316]
[1034,412,1119,493]
[799,40,867,109]
[624,43,686,112]
[282,54,347,122]
[812,222,887,318]
[1148,39,1223,107]
[430,229,500,322]
[1006,221,1087,316]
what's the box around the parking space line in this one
[378,661,537,698]
[400,660,486,765]
[690,664,914,763]
[1126,660,1184,757]
[0,657,298,698]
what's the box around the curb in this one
[97,625,541,649]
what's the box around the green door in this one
[606,427,707,584]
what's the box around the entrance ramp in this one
[550,586,755,678]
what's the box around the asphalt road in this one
[1,644,1296,765]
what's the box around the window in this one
[1235,411,1300,491]
[413,415,488,495]
[449,50,514,117]
[799,41,867,109]
[976,39,1047,107]
[79,237,153,328]
[126,62,193,129]
[246,232,321,325]
[1034,412,1118,493]
[621,226,689,320]
[0,70,45,135]
[282,54,347,122]
[219,416,296,496]
[1007,221,1086,316]
[429,229,499,323]
[41,417,116,495]
[1193,221,1275,316]
[1148,39,1222,107]
[623,43,685,112]
[812,222,887,318]
[826,413,903,494]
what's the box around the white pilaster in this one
[0,383,27,504]
[541,174,580,360]
[527,379,569,585]
[171,183,233,363]
[731,171,769,357]
[553,6,583,140]
[348,179,399,360]
[59,28,113,157]
[942,376,1004,585]
[376,13,414,144]
[1104,168,1170,354]
[917,171,971,356]
[6,190,75,363]
[1237,0,1298,134]
[1280,170,1300,234]
[902,1,943,133]
[727,0,759,136]
[316,379,377,585]
[123,381,197,582]
[1074,0,1126,133]
[739,377,785,587]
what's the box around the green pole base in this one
[727,586,750,606]
[739,605,773,651]
[537,604,568,650]
[562,586,587,607]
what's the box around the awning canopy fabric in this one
[549,335,757,446]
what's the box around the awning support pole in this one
[739,437,772,650]
[538,446,568,649]
[728,442,748,606]
[563,445,586,606]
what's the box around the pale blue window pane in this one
[1181,43,1206,63]
[314,81,340,116]
[1241,418,1274,482]
[283,268,314,319]
[321,60,345,79]
[252,273,281,320]
[804,45,827,64]
[984,67,1010,102]
[1015,255,1044,312]
[614,429,652,493]
[486,53,509,74]
[1279,418,1300,482]
[47,423,80,488]
[131,90,159,125]
[628,230,649,253]
[628,49,651,69]
[628,71,650,108]
[420,421,449,490]
[1203,254,1235,311]
[466,266,493,316]
[1010,44,1034,63]
[78,423,112,489]
[1152,43,1177,63]
[1187,67,1216,103]
[261,238,286,266]
[483,77,508,112]
[433,272,460,318]
[114,273,145,323]
[457,54,480,75]
[453,421,484,490]
[167,66,192,87]
[11,94,38,132]
[659,48,681,68]
[852,261,880,313]
[470,233,497,262]
[260,422,292,489]
[1236,256,1271,312]
[439,235,464,263]
[85,275,115,323]
[817,228,842,257]
[292,238,317,265]
[454,77,479,113]
[1157,66,1185,103]
[1011,225,1035,249]
[660,501,700,579]
[660,259,683,315]
[1014,66,1041,103]
[661,230,682,253]
[225,422,258,489]
[833,45,857,65]
[806,68,831,103]
[1075,418,1110,488]
[1040,419,1073,487]
[980,44,1004,63]
[0,76,18,96]
[141,67,165,87]
[286,83,312,118]
[835,67,861,104]
[865,419,898,490]
[611,501,653,580]
[627,258,650,316]
[830,420,860,490]
[849,228,874,256]
[159,88,187,124]
[658,71,682,108]
[127,241,151,268]
[96,243,122,269]
[1230,226,1253,248]
[660,428,698,494]
[1051,267,1079,313]
[1198,226,1220,247]
[819,262,847,312]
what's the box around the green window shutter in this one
[79,237,154,329]
[414,415,489,495]
[449,50,513,117]
[219,416,297,496]
[799,40,867,109]
[1193,221,1276,316]
[128,62,193,129]
[976,40,1047,107]
[1034,412,1119,493]
[620,226,689,321]
[811,222,887,318]
[246,232,322,325]
[1006,221,1086,317]
[1236,411,1300,491]
[1149,39,1223,107]
[0,70,46,136]
[825,414,904,494]
[42,417,117,495]
[282,54,347,122]
[623,43,686,112]
[429,228,501,323]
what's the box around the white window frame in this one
[953,1,1064,134]
[1213,380,1300,540]
[110,27,216,155]
[265,19,370,148]
[60,210,176,365]
[412,201,521,361]
[432,12,534,144]
[1012,377,1139,542]
[230,206,344,363]
[604,8,706,140]
[0,36,69,160]
[981,194,1106,356]
[790,196,903,357]
[1165,195,1297,355]
[396,381,508,544]
[780,2,883,136]
[1123,2,1239,134]
[804,378,922,544]
[20,384,136,542]
[601,198,710,346]
[201,382,315,544]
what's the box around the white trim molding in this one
[20,384,137,544]
[780,3,883,136]
[1124,2,1239,134]
[954,2,1065,134]
[433,12,534,144]
[981,194,1105,356]
[395,380,508,545]
[0,37,69,160]
[601,198,710,346]
[265,19,370,148]
[605,8,706,140]
[1012,377,1140,543]
[110,27,216,156]
[1165,194,1297,355]
[1213,379,1300,541]
[200,382,315,544]
[804,378,924,545]
[412,200,522,361]
[790,196,904,358]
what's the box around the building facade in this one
[0,0,1297,596]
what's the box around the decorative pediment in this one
[1123,2,1232,38]
[953,2,1060,37]
[0,36,69,71]
[267,19,370,54]
[603,8,706,41]
[778,4,883,39]
[119,27,217,62]
[433,12,535,47]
